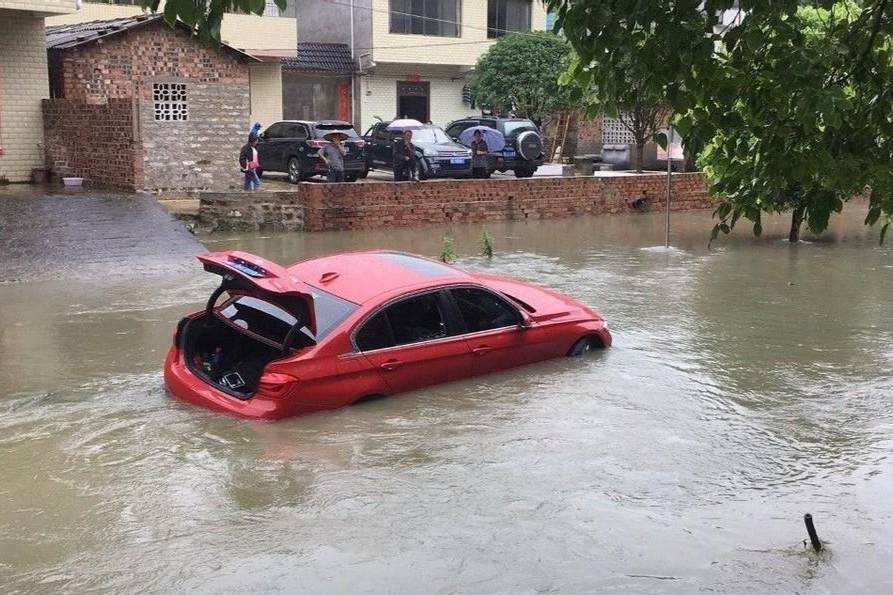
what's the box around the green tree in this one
[564,52,668,172]
[549,0,893,243]
[471,31,578,125]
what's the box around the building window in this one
[153,83,188,122]
[488,0,531,38]
[390,0,460,37]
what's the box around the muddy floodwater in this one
[2,207,892,593]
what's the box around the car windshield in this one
[502,121,536,136]
[407,127,451,144]
[313,124,359,139]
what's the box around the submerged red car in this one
[164,250,611,420]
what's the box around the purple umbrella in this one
[459,125,505,152]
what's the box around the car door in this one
[373,124,391,166]
[355,290,474,394]
[256,122,285,171]
[449,286,549,376]
[285,123,311,169]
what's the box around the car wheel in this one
[567,336,599,357]
[357,166,369,179]
[255,169,264,178]
[514,167,535,178]
[418,167,430,181]
[287,157,302,184]
[345,174,358,182]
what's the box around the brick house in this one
[44,15,258,190]
[292,0,549,133]
[46,0,297,127]
[0,0,76,183]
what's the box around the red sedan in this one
[164,250,611,420]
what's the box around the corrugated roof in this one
[46,15,258,62]
[281,43,357,74]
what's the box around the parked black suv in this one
[445,117,544,177]
[363,121,473,179]
[256,120,367,183]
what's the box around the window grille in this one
[153,83,188,122]
[601,115,636,144]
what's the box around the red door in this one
[449,287,552,376]
[363,337,473,393]
[355,291,474,394]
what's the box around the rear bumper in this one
[164,347,292,420]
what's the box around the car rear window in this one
[502,121,537,136]
[313,124,359,139]
[219,296,297,345]
[219,288,357,345]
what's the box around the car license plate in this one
[450,158,466,165]
[503,150,516,158]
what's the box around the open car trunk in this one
[178,251,318,399]
[182,314,286,399]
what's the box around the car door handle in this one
[380,359,403,371]
[472,346,493,356]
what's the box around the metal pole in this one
[665,128,673,249]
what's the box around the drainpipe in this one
[350,0,359,128]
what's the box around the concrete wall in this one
[0,10,52,183]
[249,63,283,126]
[371,0,547,66]
[46,2,296,52]
[0,0,74,14]
[199,172,712,232]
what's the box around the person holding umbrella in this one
[393,129,418,182]
[459,125,505,179]
[470,129,490,179]
[321,131,348,183]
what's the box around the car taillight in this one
[257,372,299,399]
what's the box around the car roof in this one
[271,120,355,127]
[288,250,474,304]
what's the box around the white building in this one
[294,0,548,133]
[1,0,77,182]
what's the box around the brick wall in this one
[42,98,142,188]
[199,173,713,232]
[52,20,251,191]
[0,11,51,183]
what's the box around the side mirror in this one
[518,309,532,329]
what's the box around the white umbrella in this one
[387,118,424,130]
[459,125,506,152]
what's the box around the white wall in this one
[0,10,51,182]
[360,73,473,132]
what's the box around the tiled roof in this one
[46,15,257,62]
[282,43,357,74]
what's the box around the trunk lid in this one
[198,251,317,337]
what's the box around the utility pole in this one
[665,128,673,249]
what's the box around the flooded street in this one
[2,206,892,593]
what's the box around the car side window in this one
[452,288,520,333]
[446,122,468,138]
[387,292,447,346]
[355,310,395,351]
[264,123,285,139]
